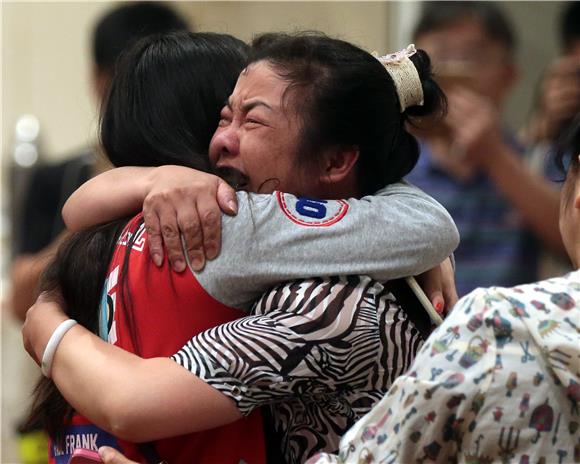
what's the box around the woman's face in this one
[559,158,580,268]
[209,61,318,195]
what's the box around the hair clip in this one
[372,44,423,112]
[372,44,418,66]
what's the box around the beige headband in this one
[372,44,424,113]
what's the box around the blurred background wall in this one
[1,1,567,166]
[1,2,392,162]
[0,1,570,462]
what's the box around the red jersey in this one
[50,214,265,464]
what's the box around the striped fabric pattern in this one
[172,275,424,463]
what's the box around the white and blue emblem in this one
[276,192,349,227]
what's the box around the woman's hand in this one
[98,447,138,464]
[22,292,68,365]
[63,166,239,273]
[63,167,154,231]
[439,257,459,310]
[445,87,503,165]
[416,258,458,315]
[143,166,238,272]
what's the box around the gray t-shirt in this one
[192,181,460,309]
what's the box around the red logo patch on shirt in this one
[276,192,349,227]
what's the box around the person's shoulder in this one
[372,180,418,195]
[230,191,284,220]
[449,286,498,320]
[448,285,521,331]
[498,271,578,298]
[465,271,580,321]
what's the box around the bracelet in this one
[41,319,78,378]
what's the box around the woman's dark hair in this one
[25,31,248,446]
[101,31,248,170]
[24,220,128,446]
[248,32,446,195]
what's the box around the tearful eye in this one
[244,118,262,126]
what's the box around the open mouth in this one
[215,166,250,191]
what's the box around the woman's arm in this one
[62,167,152,231]
[22,298,240,442]
[24,275,405,443]
[171,276,422,416]
[65,165,458,280]
[63,166,237,272]
[65,166,459,305]
[195,183,459,310]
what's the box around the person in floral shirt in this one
[310,118,580,464]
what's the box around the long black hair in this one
[25,31,248,447]
[25,221,128,444]
[102,31,249,170]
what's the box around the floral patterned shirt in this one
[310,270,580,464]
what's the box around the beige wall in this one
[2,2,117,162]
[1,1,570,164]
[2,1,391,165]
[179,2,390,51]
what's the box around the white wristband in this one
[41,319,77,378]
